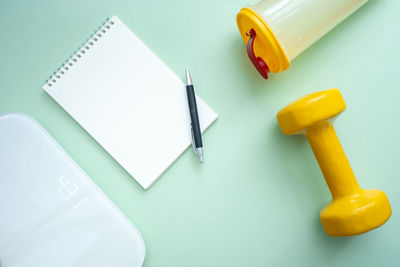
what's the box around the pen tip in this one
[196,148,204,163]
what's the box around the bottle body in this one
[248,0,368,60]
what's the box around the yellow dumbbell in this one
[277,89,391,236]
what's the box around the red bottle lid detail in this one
[246,28,270,79]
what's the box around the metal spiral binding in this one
[45,18,115,87]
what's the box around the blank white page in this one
[43,16,218,189]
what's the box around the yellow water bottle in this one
[237,0,368,79]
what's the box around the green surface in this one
[1,0,399,266]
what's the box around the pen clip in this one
[190,124,196,153]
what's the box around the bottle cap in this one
[236,8,290,75]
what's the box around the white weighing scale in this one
[0,113,145,267]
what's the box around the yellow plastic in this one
[277,89,392,236]
[236,8,290,73]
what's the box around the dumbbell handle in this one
[306,122,361,199]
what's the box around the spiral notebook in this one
[43,15,218,189]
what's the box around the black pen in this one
[185,69,204,163]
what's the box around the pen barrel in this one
[186,85,203,148]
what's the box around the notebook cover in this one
[43,16,218,189]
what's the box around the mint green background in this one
[0,0,399,266]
